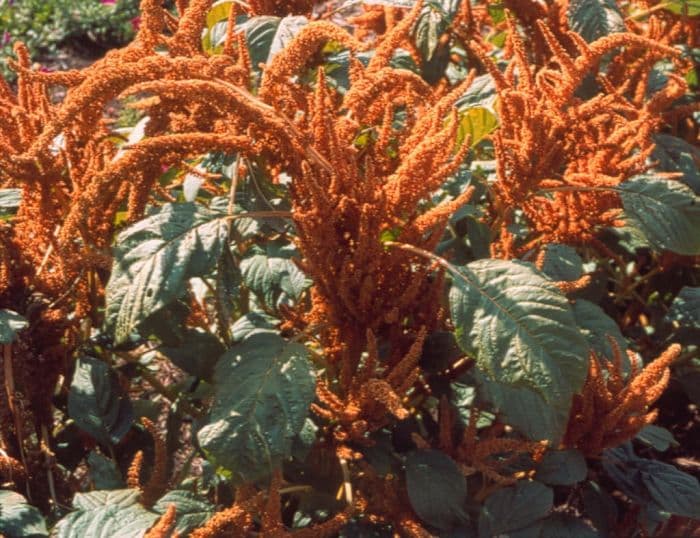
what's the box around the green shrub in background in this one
[0,0,139,80]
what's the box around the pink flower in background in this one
[2,32,10,46]
[131,16,141,31]
[100,0,116,4]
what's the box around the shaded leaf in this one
[54,490,158,538]
[405,450,468,531]
[535,449,587,485]
[652,134,700,193]
[572,299,629,369]
[475,371,570,442]
[0,490,48,537]
[0,309,27,344]
[231,311,279,342]
[197,332,316,483]
[87,451,125,490]
[635,425,678,452]
[567,0,625,42]
[153,490,215,535]
[158,328,225,381]
[478,480,553,538]
[604,445,700,518]
[666,286,700,328]
[242,15,308,68]
[240,242,310,309]
[449,259,588,406]
[641,460,700,519]
[619,175,700,255]
[537,244,583,282]
[582,481,617,537]
[105,203,229,344]
[68,356,134,446]
[538,513,598,537]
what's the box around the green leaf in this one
[449,259,588,406]
[242,15,308,68]
[68,356,134,446]
[54,489,158,538]
[202,1,238,54]
[405,450,468,531]
[604,445,700,519]
[475,372,570,442]
[206,0,235,29]
[652,134,700,193]
[662,0,700,16]
[105,203,230,344]
[582,481,617,537]
[619,175,700,255]
[537,244,583,282]
[456,107,498,148]
[197,332,316,483]
[572,299,629,367]
[414,0,460,61]
[0,188,21,214]
[0,309,27,344]
[666,286,700,328]
[567,0,625,43]
[158,328,225,381]
[153,490,215,535]
[231,311,279,342]
[535,449,587,485]
[538,514,598,538]
[87,451,125,490]
[478,480,553,538]
[641,460,700,519]
[0,490,48,537]
[635,425,678,452]
[240,242,311,309]
[456,73,497,112]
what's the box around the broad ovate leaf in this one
[478,480,553,537]
[241,15,308,68]
[572,299,629,370]
[619,175,700,255]
[197,332,316,483]
[567,0,625,42]
[536,449,587,486]
[67,356,134,446]
[105,203,229,344]
[240,242,311,309]
[652,134,700,193]
[405,450,468,531]
[475,371,570,442]
[449,259,588,406]
[54,489,158,538]
[0,490,48,537]
[666,286,700,329]
[153,491,216,535]
[537,244,583,282]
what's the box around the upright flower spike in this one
[564,344,681,456]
